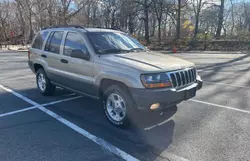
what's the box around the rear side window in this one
[32,31,49,49]
[63,32,87,56]
[44,31,64,54]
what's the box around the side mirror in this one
[70,49,90,60]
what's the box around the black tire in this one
[103,84,136,128]
[36,68,55,96]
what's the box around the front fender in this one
[93,65,144,88]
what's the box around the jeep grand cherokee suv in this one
[28,25,203,127]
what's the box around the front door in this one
[60,31,97,97]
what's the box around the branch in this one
[67,2,85,19]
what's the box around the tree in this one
[230,0,235,35]
[153,0,169,44]
[58,0,86,25]
[175,0,188,41]
[215,0,224,38]
[191,0,203,38]
[15,0,35,41]
[176,0,181,40]
[134,0,152,44]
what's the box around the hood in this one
[100,51,195,72]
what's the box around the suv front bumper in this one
[130,78,203,111]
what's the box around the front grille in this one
[169,68,196,88]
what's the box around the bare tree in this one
[0,1,10,40]
[134,0,152,44]
[230,0,235,35]
[153,0,165,43]
[176,0,188,41]
[191,0,203,38]
[58,0,86,25]
[216,0,224,38]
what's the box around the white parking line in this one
[199,64,230,70]
[203,81,250,89]
[145,97,250,131]
[0,84,139,161]
[41,95,82,106]
[0,95,82,118]
[164,152,190,161]
[198,70,240,75]
[144,118,172,131]
[0,106,37,118]
[198,61,250,71]
[190,99,250,114]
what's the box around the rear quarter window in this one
[32,31,49,50]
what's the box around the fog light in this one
[150,103,160,110]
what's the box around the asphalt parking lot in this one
[1,50,250,161]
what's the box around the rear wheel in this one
[103,84,136,128]
[36,68,55,96]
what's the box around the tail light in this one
[28,50,31,60]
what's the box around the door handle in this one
[41,54,47,58]
[60,59,68,64]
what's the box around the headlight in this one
[140,73,172,88]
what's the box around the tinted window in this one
[63,32,87,56]
[44,32,53,51]
[45,31,64,54]
[32,31,49,49]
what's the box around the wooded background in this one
[0,0,250,50]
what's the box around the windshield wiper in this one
[129,48,146,52]
[98,48,130,54]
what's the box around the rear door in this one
[43,31,66,84]
[60,31,97,97]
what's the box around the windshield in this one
[86,32,146,54]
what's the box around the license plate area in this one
[185,88,196,100]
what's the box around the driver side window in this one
[63,32,88,57]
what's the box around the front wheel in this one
[103,85,136,128]
[36,68,55,96]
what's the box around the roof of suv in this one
[41,25,123,33]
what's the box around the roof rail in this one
[95,26,124,32]
[41,25,87,31]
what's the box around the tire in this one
[36,68,55,96]
[103,84,136,128]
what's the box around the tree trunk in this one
[16,1,25,35]
[128,15,134,34]
[176,0,181,41]
[194,14,199,38]
[157,18,161,44]
[230,0,234,35]
[193,0,202,39]
[151,17,156,37]
[29,16,33,41]
[93,7,97,26]
[62,0,67,25]
[216,0,224,39]
[111,10,116,28]
[48,0,53,26]
[144,0,150,44]
[87,4,91,27]
[150,12,156,37]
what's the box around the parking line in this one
[0,84,139,161]
[144,118,172,131]
[145,97,250,131]
[0,96,82,118]
[190,99,250,114]
[0,106,37,118]
[203,81,250,89]
[41,95,82,106]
